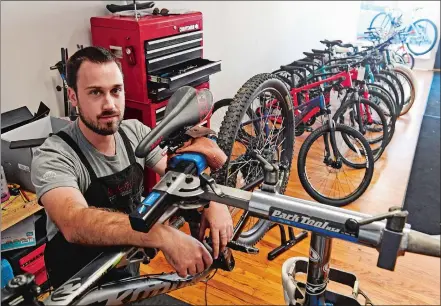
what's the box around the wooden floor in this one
[141,71,440,305]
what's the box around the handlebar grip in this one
[407,230,441,257]
[106,1,155,13]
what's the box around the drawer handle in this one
[146,38,202,55]
[147,30,203,46]
[170,62,221,81]
[148,47,203,64]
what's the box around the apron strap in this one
[118,128,136,165]
[55,131,98,180]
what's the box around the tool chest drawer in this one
[148,58,221,90]
[148,76,209,102]
[147,47,203,73]
[145,30,203,56]
[145,37,202,60]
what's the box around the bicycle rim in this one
[297,123,374,207]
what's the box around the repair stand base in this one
[268,224,308,261]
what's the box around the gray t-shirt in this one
[31,119,165,241]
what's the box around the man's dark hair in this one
[66,46,122,93]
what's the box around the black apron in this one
[44,128,145,288]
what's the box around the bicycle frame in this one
[40,165,427,306]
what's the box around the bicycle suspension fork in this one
[322,95,341,165]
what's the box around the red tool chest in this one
[90,12,221,193]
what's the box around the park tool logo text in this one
[270,209,341,233]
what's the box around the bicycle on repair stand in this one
[2,86,439,306]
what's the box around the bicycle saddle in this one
[311,49,331,54]
[303,51,325,58]
[135,86,214,158]
[290,60,316,67]
[339,43,354,48]
[106,1,155,13]
[319,39,342,46]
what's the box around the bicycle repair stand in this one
[247,152,309,261]
[267,224,308,261]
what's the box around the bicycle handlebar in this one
[407,230,440,257]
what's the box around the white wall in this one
[1,1,361,117]
[151,1,361,102]
[0,1,119,115]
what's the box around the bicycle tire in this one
[374,74,400,114]
[391,67,417,115]
[297,123,374,207]
[368,89,396,145]
[394,52,415,70]
[333,98,389,162]
[212,73,295,246]
[367,83,398,117]
[369,12,392,34]
[379,70,405,114]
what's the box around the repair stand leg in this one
[267,224,308,261]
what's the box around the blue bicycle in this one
[369,7,438,56]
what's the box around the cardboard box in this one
[1,116,71,192]
[1,215,37,252]
[1,102,50,134]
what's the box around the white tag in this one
[357,66,366,81]
[329,89,339,105]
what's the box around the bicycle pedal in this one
[227,240,259,254]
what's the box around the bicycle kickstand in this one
[267,224,308,261]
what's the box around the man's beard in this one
[78,105,123,136]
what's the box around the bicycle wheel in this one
[374,74,400,114]
[297,123,374,207]
[379,71,405,114]
[394,52,415,70]
[391,67,417,116]
[212,73,295,246]
[333,98,389,162]
[369,12,393,35]
[367,83,398,117]
[368,89,396,145]
[406,18,439,56]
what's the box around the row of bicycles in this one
[210,30,418,246]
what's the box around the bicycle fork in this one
[323,110,341,169]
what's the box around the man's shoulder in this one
[120,119,152,143]
[33,123,78,162]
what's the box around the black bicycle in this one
[2,86,439,306]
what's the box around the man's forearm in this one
[65,205,170,250]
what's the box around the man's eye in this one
[112,87,122,94]
[90,90,101,96]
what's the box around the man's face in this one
[68,60,125,136]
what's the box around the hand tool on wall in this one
[50,48,78,121]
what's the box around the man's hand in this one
[198,202,234,259]
[173,137,227,171]
[161,227,213,278]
